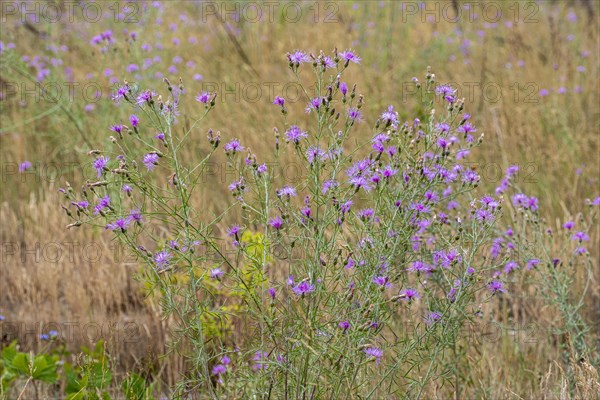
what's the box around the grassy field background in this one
[0,0,599,397]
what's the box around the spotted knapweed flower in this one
[154,132,165,141]
[400,288,420,302]
[143,153,159,170]
[106,218,131,232]
[93,156,109,177]
[339,49,361,64]
[287,50,310,65]
[268,287,276,299]
[19,161,32,172]
[504,261,519,274]
[291,280,315,296]
[224,139,244,153]
[363,347,383,365]
[340,81,348,96]
[372,275,390,288]
[93,195,111,215]
[572,231,590,242]
[268,216,284,230]
[347,108,362,123]
[196,91,211,104]
[136,90,156,105]
[252,351,268,371]
[129,114,139,128]
[285,125,308,144]
[380,105,398,127]
[212,364,227,376]
[305,97,323,113]
[488,280,506,294]
[128,209,142,223]
[210,268,224,279]
[276,186,297,198]
[425,311,442,326]
[154,250,172,270]
[273,96,285,107]
[338,320,350,332]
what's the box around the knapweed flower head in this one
[210,268,225,279]
[338,320,350,332]
[287,50,310,66]
[488,280,506,294]
[93,156,109,177]
[252,351,268,371]
[338,49,361,64]
[93,195,111,215]
[268,215,284,230]
[273,96,285,107]
[143,153,159,170]
[291,280,315,296]
[154,250,172,270]
[19,161,32,172]
[363,346,383,365]
[105,218,131,232]
[224,139,244,153]
[129,114,139,128]
[196,91,211,104]
[276,186,297,198]
[285,125,308,144]
[400,288,420,302]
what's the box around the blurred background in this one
[0,0,598,396]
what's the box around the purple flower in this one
[305,97,323,113]
[425,312,443,326]
[210,268,224,279]
[338,320,350,332]
[339,49,361,64]
[380,105,398,126]
[212,364,227,376]
[154,250,172,270]
[128,209,142,223]
[572,231,589,242]
[93,156,109,177]
[504,261,519,274]
[122,184,133,194]
[273,96,285,106]
[306,146,327,164]
[129,114,139,128]
[136,90,156,105]
[19,161,32,172]
[252,351,268,371]
[227,225,240,237]
[154,132,165,141]
[372,275,390,288]
[224,139,244,153]
[143,153,159,170]
[106,218,131,231]
[93,195,111,214]
[285,125,308,144]
[268,287,276,299]
[110,124,123,135]
[288,50,310,65]
[526,259,540,270]
[347,108,362,122]
[276,186,297,198]
[400,288,419,302]
[257,163,268,174]
[339,82,348,96]
[292,280,315,296]
[363,347,383,365]
[268,216,284,230]
[71,200,89,209]
[488,280,506,294]
[196,91,211,104]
